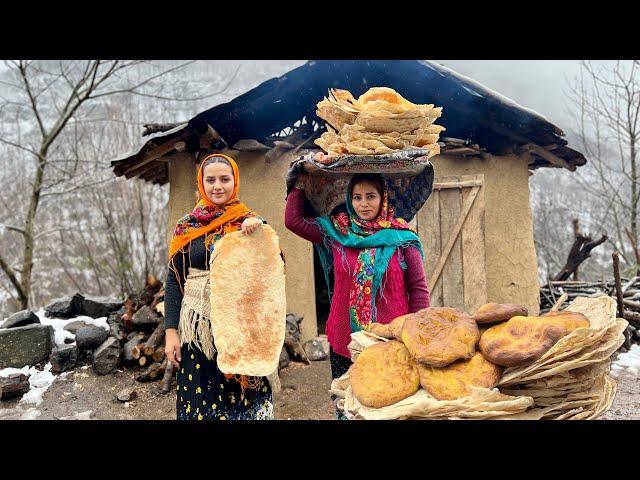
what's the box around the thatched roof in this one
[112,60,586,184]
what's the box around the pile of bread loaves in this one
[337,296,626,419]
[314,87,444,157]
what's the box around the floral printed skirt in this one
[176,344,273,420]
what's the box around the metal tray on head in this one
[286,149,436,221]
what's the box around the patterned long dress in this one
[165,230,274,420]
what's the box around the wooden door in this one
[416,174,486,313]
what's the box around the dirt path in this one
[0,360,336,420]
[1,359,638,420]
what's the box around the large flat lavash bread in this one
[209,225,286,376]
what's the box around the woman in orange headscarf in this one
[164,152,273,420]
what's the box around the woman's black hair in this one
[202,155,232,170]
[350,173,384,197]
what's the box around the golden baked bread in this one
[473,303,529,325]
[478,314,585,367]
[350,340,420,408]
[400,307,480,367]
[542,310,590,331]
[367,314,410,339]
[418,352,503,400]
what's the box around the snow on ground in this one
[34,309,108,347]
[1,310,108,416]
[611,344,640,377]
[0,362,56,406]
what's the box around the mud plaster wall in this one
[166,149,541,340]
[166,150,318,342]
[432,153,541,315]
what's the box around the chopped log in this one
[150,289,165,311]
[123,333,145,363]
[135,358,167,383]
[139,355,148,367]
[142,323,165,356]
[625,311,640,328]
[623,299,640,310]
[160,359,176,393]
[152,346,165,363]
[0,374,30,399]
[131,344,143,360]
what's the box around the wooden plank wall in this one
[416,174,486,313]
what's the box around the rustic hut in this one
[111,60,587,342]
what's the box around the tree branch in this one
[0,250,27,305]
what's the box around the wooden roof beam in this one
[521,143,576,171]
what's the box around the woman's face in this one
[351,181,382,221]
[203,162,234,205]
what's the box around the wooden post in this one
[613,252,631,350]
[612,252,626,320]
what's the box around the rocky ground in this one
[0,359,336,420]
[1,356,638,420]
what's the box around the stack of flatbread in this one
[330,327,533,420]
[496,295,625,420]
[314,87,444,157]
[330,296,626,420]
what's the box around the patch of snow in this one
[19,363,56,406]
[34,308,108,347]
[20,408,42,420]
[0,362,57,407]
[612,344,640,376]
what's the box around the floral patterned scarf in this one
[169,154,254,263]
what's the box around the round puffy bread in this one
[400,307,480,367]
[418,352,503,400]
[367,314,410,339]
[350,340,420,408]
[479,313,588,368]
[473,303,529,325]
[542,310,590,330]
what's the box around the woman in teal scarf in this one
[285,173,431,415]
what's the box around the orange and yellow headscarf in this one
[168,153,255,261]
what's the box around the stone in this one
[64,337,75,345]
[303,338,328,361]
[0,324,54,368]
[75,326,109,350]
[92,337,121,375]
[44,293,84,319]
[81,296,123,319]
[116,387,137,402]
[317,334,330,355]
[1,310,40,329]
[49,345,78,374]
[63,320,89,334]
[0,374,30,399]
[131,306,161,330]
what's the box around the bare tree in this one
[567,60,640,277]
[0,60,197,310]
